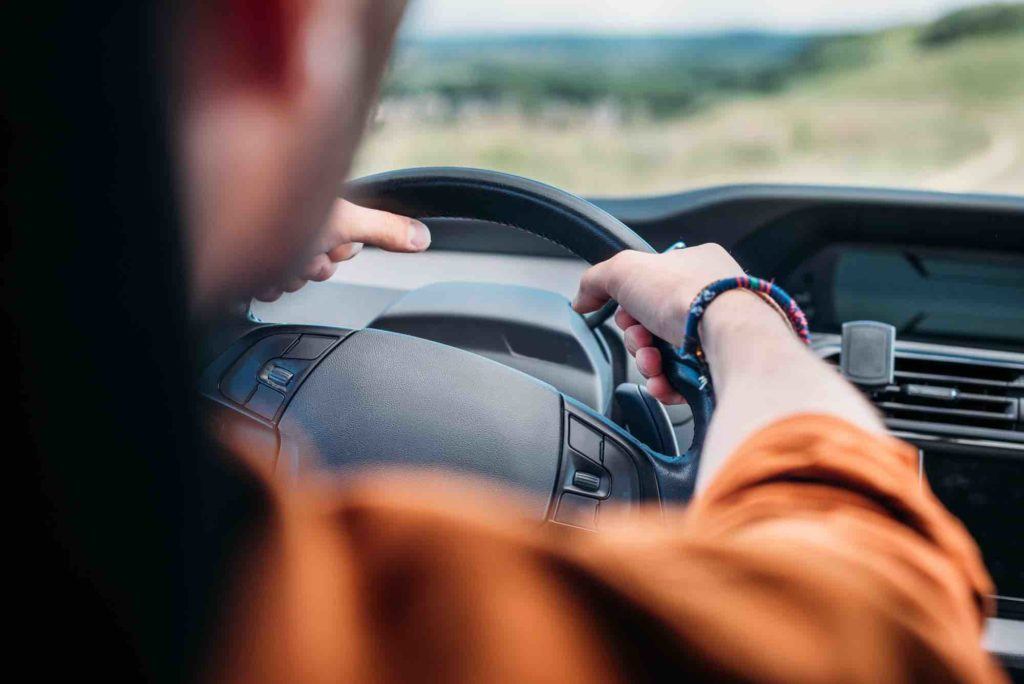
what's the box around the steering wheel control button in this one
[572,471,602,492]
[562,449,611,499]
[220,333,299,405]
[568,416,603,462]
[554,493,598,529]
[246,384,286,421]
[260,362,295,390]
[285,335,337,360]
[602,441,640,506]
[257,357,312,392]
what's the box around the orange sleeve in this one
[671,414,1002,681]
[211,415,1007,683]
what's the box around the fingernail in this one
[408,220,431,250]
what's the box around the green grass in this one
[804,29,1024,104]
[355,16,1024,196]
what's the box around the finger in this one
[328,200,430,253]
[614,307,639,331]
[307,258,339,282]
[646,375,686,405]
[573,252,635,313]
[623,324,653,356]
[326,241,364,263]
[572,288,609,314]
[281,277,306,293]
[635,346,663,379]
[255,287,283,302]
[303,253,332,281]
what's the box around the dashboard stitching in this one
[416,215,589,261]
[361,173,647,259]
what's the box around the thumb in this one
[326,200,431,254]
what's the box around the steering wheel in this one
[205,168,714,525]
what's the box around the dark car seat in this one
[2,2,260,680]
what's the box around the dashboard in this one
[787,245,1024,348]
[250,183,1024,671]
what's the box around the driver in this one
[178,1,1005,681]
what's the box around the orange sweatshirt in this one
[211,414,1005,683]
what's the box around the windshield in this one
[354,1,1024,197]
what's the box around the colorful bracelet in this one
[678,275,811,363]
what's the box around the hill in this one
[356,4,1024,196]
[385,32,813,115]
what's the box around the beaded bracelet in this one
[677,275,811,368]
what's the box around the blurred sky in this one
[403,0,1000,35]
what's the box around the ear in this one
[213,0,407,95]
[216,0,302,90]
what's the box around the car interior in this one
[4,1,1022,680]
[245,173,1024,673]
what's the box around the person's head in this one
[176,0,408,311]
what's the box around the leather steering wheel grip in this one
[345,167,714,462]
[345,167,655,263]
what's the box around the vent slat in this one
[893,370,1011,389]
[819,346,1024,443]
[899,387,1011,405]
[893,356,1021,384]
[877,402,1017,423]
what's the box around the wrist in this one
[699,290,801,373]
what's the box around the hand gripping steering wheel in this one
[208,168,716,526]
[347,167,712,490]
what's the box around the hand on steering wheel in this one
[344,167,716,470]
[571,245,746,405]
[255,200,431,302]
[208,168,724,511]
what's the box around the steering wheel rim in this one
[346,167,634,329]
[345,167,714,462]
[346,167,655,262]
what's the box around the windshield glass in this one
[354,1,1024,196]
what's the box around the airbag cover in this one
[278,329,563,517]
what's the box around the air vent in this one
[823,349,1024,443]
